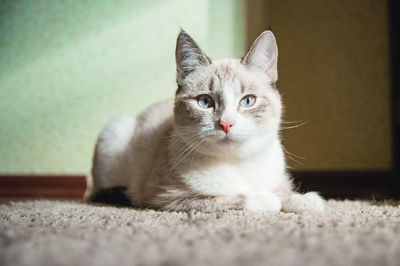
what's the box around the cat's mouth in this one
[217,134,238,144]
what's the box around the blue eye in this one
[240,95,256,107]
[197,94,215,108]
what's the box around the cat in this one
[87,30,325,213]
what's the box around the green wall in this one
[0,0,246,174]
[1,0,392,174]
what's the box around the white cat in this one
[87,30,324,213]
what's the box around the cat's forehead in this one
[178,58,271,97]
[212,59,241,80]
[209,59,270,93]
[207,60,244,95]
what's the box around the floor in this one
[0,199,399,266]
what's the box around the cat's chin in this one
[196,136,254,159]
[197,133,276,159]
[217,135,239,144]
[216,133,254,145]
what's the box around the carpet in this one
[0,200,399,266]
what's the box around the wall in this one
[0,0,393,174]
[247,0,392,171]
[0,0,246,174]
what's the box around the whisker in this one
[281,120,307,124]
[280,121,309,130]
[284,154,304,166]
[162,134,197,168]
[284,149,305,160]
[162,129,201,139]
[165,129,218,174]
[169,135,204,170]
[189,137,210,166]
[282,145,305,165]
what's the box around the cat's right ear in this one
[243,30,278,82]
[176,30,210,85]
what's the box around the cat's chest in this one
[182,154,285,196]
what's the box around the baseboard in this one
[0,175,87,200]
[0,171,398,200]
[292,171,399,199]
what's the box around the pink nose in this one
[219,121,234,134]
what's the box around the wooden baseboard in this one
[0,171,398,200]
[0,175,87,200]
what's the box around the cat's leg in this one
[148,188,281,212]
[245,192,282,212]
[274,178,325,213]
[158,194,246,212]
[88,186,133,207]
[281,192,325,213]
[88,115,136,199]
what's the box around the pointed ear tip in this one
[261,30,275,39]
[177,29,192,41]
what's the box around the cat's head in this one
[173,30,282,159]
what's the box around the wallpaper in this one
[272,0,392,170]
[0,0,246,174]
[0,0,392,174]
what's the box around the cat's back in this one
[91,99,174,190]
[128,98,175,167]
[130,98,175,156]
[135,99,174,133]
[97,98,174,156]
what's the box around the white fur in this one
[89,30,325,213]
[91,115,136,189]
[245,192,282,212]
[282,192,325,213]
[91,99,324,213]
[183,136,286,196]
[98,115,136,155]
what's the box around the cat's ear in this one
[176,30,210,84]
[243,30,278,82]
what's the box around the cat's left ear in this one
[176,30,210,85]
[243,30,278,82]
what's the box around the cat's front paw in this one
[282,192,325,213]
[245,192,282,212]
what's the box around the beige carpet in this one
[0,200,399,266]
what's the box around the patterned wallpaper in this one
[0,0,246,174]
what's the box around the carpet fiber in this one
[1,200,400,266]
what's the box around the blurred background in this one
[0,0,397,188]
